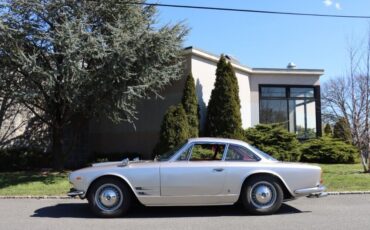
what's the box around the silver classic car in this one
[68,137,327,217]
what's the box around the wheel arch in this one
[86,174,140,203]
[240,171,294,200]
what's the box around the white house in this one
[87,47,324,160]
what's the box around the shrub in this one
[205,55,242,139]
[0,148,51,171]
[333,118,352,142]
[154,104,190,156]
[244,124,301,161]
[182,73,199,137]
[300,137,358,163]
[323,123,332,136]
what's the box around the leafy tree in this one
[300,136,358,164]
[0,0,187,169]
[321,36,370,171]
[333,118,352,142]
[244,124,301,161]
[181,73,199,137]
[154,104,190,156]
[205,55,242,138]
[323,123,332,136]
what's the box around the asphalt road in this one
[1,195,369,230]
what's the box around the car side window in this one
[176,146,192,161]
[190,144,225,161]
[225,145,260,162]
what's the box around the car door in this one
[160,143,226,196]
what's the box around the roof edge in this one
[184,47,325,76]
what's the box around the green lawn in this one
[318,164,370,191]
[0,171,70,196]
[0,164,369,196]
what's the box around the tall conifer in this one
[205,55,242,138]
[182,73,199,137]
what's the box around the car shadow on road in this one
[31,202,310,219]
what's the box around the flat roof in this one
[184,46,324,76]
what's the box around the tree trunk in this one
[52,125,64,171]
[361,152,368,172]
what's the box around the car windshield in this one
[248,145,278,162]
[156,141,187,161]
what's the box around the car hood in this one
[90,160,158,168]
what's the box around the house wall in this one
[87,56,191,159]
[191,54,251,129]
[0,104,30,147]
[249,74,320,126]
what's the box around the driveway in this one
[1,194,369,230]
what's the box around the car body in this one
[68,137,327,217]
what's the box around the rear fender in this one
[240,170,294,197]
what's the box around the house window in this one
[259,86,319,138]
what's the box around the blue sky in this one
[148,0,370,81]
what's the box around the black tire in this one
[87,177,132,218]
[241,175,283,215]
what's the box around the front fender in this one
[84,173,138,198]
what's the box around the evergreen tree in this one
[154,104,190,156]
[205,55,242,138]
[324,123,332,136]
[333,118,352,142]
[0,0,187,169]
[182,73,199,137]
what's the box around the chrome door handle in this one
[213,168,224,172]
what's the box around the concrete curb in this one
[1,191,370,199]
[327,191,370,195]
[0,196,76,199]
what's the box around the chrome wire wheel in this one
[249,181,277,209]
[94,183,123,212]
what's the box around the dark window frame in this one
[259,85,321,139]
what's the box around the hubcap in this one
[100,188,118,207]
[95,184,123,212]
[254,185,272,204]
[250,181,277,209]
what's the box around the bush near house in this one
[300,136,358,164]
[0,148,51,172]
[324,123,332,136]
[153,104,190,157]
[333,118,352,142]
[244,124,301,162]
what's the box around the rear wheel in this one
[241,175,283,215]
[88,178,132,218]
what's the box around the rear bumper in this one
[294,185,328,198]
[67,188,85,198]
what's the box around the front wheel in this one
[241,175,283,215]
[87,178,132,218]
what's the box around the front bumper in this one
[67,188,85,198]
[294,185,328,198]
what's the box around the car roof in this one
[187,137,248,146]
